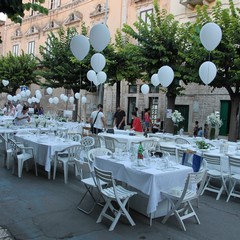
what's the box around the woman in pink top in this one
[144,108,151,132]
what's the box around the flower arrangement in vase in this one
[195,139,209,150]
[206,112,223,139]
[171,110,184,135]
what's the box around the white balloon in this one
[199,61,217,85]
[46,87,53,95]
[141,84,150,94]
[7,95,12,101]
[90,53,106,73]
[13,96,17,102]
[200,22,222,51]
[53,97,59,105]
[20,91,26,98]
[35,90,41,96]
[69,96,74,104]
[16,93,21,100]
[2,79,9,86]
[31,97,36,103]
[75,92,80,99]
[87,70,96,82]
[158,66,174,87]
[26,89,31,97]
[97,71,107,84]
[60,94,65,100]
[81,96,87,104]
[151,74,159,87]
[70,35,90,61]
[89,23,110,52]
[36,92,42,99]
[63,96,68,102]
[93,76,100,86]
[49,98,53,104]
[28,98,32,104]
[35,98,40,103]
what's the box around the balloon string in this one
[208,51,211,61]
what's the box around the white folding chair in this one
[53,145,83,184]
[8,138,37,178]
[160,145,177,162]
[94,166,137,231]
[201,153,229,200]
[80,136,95,161]
[103,136,127,153]
[0,134,13,169]
[162,170,207,231]
[75,159,106,214]
[226,156,240,202]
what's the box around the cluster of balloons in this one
[141,65,175,94]
[48,92,87,105]
[70,23,110,87]
[199,22,222,85]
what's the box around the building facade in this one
[0,0,238,135]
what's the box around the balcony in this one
[180,0,215,9]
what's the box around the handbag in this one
[91,111,100,133]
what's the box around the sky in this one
[0,13,7,21]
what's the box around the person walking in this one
[113,106,126,130]
[90,104,106,134]
[144,108,152,132]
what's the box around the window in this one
[12,44,19,56]
[28,41,35,55]
[129,85,137,93]
[15,29,21,36]
[49,0,60,10]
[30,0,35,16]
[149,85,159,93]
[140,8,153,24]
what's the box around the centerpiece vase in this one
[210,127,216,140]
[173,124,178,135]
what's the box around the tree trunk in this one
[228,95,240,141]
[116,81,121,108]
[164,93,176,134]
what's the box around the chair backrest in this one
[103,136,115,152]
[175,137,190,145]
[180,170,207,201]
[203,153,221,166]
[88,147,112,168]
[91,134,104,148]
[228,155,240,174]
[69,133,82,142]
[94,166,114,192]
[59,145,84,162]
[80,136,95,149]
[176,148,186,163]
[159,145,176,156]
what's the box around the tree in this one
[37,25,116,121]
[122,0,187,132]
[106,30,142,108]
[0,0,48,24]
[0,51,40,95]
[183,0,240,141]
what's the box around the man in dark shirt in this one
[113,106,126,130]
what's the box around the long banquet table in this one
[95,154,192,219]
[15,133,80,173]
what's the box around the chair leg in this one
[63,162,68,184]
[34,161,38,177]
[77,185,99,214]
[53,159,57,180]
[226,182,236,202]
[97,199,112,224]
[6,152,12,169]
[18,159,23,178]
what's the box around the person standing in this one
[204,123,209,138]
[144,108,152,132]
[193,121,199,137]
[113,106,126,130]
[90,104,106,134]
[152,118,161,133]
[130,111,143,132]
[3,101,16,116]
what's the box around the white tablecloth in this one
[99,132,147,150]
[95,155,192,214]
[15,134,80,172]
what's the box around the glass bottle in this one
[137,142,143,160]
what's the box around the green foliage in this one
[122,0,187,97]
[0,51,40,95]
[0,0,48,24]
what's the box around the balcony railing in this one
[180,0,215,9]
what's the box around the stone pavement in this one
[0,165,240,240]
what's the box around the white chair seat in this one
[102,185,136,200]
[232,174,240,181]
[207,169,228,177]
